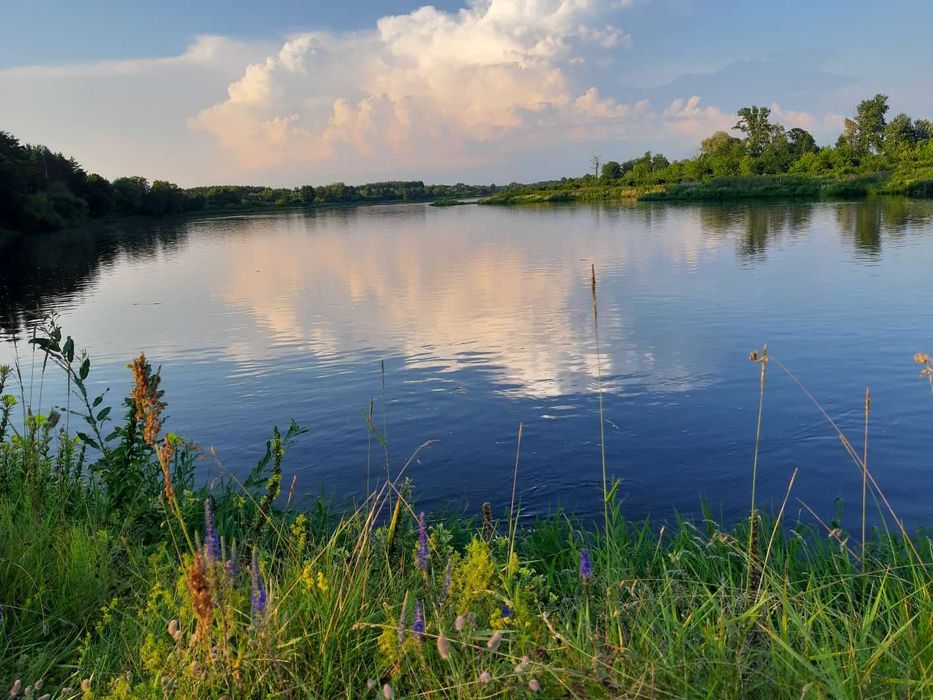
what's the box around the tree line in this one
[594,94,933,188]
[0,132,498,234]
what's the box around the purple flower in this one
[250,550,267,620]
[579,548,592,582]
[417,512,429,571]
[412,600,425,641]
[501,604,512,622]
[203,498,219,564]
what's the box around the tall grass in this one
[1,323,932,698]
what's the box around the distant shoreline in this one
[478,172,933,205]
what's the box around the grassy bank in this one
[478,183,660,205]
[479,169,933,206]
[2,324,933,698]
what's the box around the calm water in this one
[2,199,932,529]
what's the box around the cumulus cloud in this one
[191,0,682,174]
[0,0,853,185]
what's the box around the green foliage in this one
[481,93,932,205]
[0,132,502,235]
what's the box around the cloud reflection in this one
[212,205,721,398]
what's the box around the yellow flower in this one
[914,352,930,365]
[300,565,329,593]
[300,565,315,590]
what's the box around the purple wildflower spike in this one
[412,600,425,641]
[250,550,267,620]
[417,512,429,571]
[579,548,592,582]
[203,498,219,564]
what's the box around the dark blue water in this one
[2,199,932,530]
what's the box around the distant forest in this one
[478,94,933,204]
[592,94,932,185]
[3,94,932,233]
[0,134,497,234]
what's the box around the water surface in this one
[2,199,932,529]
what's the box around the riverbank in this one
[2,327,932,698]
[478,168,933,205]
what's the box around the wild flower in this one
[529,678,541,692]
[203,497,219,564]
[187,552,213,643]
[412,600,425,641]
[129,353,165,446]
[436,629,450,660]
[157,436,176,501]
[9,679,21,696]
[454,614,466,632]
[80,679,91,692]
[417,512,430,571]
[482,502,494,539]
[302,565,329,593]
[250,550,267,621]
[514,655,530,673]
[450,538,494,614]
[478,671,492,685]
[579,548,592,582]
[501,604,512,624]
[487,630,503,651]
[382,683,394,699]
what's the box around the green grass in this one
[481,171,933,205]
[2,328,933,698]
[479,184,657,205]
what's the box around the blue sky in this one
[1,0,930,186]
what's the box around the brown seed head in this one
[130,353,166,446]
[186,552,214,644]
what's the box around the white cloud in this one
[190,0,680,175]
[0,35,273,185]
[0,0,850,185]
[769,102,846,135]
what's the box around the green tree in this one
[733,106,779,157]
[855,94,889,153]
[701,131,742,157]
[112,176,149,216]
[83,174,115,218]
[145,180,185,217]
[786,128,818,158]
[600,161,622,180]
[915,119,933,143]
[884,113,918,153]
